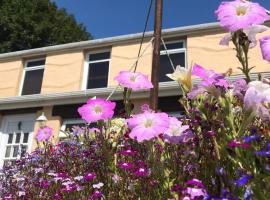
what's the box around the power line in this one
[134,0,154,72]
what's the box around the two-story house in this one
[0,22,269,167]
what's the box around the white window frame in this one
[160,39,187,70]
[19,58,46,96]
[59,119,85,139]
[0,114,35,168]
[82,50,111,90]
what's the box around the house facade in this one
[0,22,269,167]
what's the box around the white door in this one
[0,114,35,167]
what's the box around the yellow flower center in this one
[94,105,102,114]
[144,119,153,128]
[236,6,248,16]
[130,75,136,82]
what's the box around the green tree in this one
[0,0,91,53]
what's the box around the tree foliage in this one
[0,0,91,53]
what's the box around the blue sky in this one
[53,0,270,39]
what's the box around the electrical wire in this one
[133,0,154,72]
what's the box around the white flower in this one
[220,25,268,48]
[248,81,270,102]
[166,65,192,90]
[93,182,104,189]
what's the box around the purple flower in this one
[83,173,96,181]
[89,191,103,199]
[35,126,53,142]
[78,98,116,123]
[228,140,250,149]
[114,71,153,91]
[232,79,247,99]
[118,162,134,170]
[118,149,137,156]
[215,0,269,32]
[133,167,148,177]
[186,179,205,188]
[234,175,252,186]
[186,187,207,199]
[255,151,270,156]
[242,134,261,143]
[164,117,190,144]
[260,35,270,63]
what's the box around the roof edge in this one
[0,22,221,61]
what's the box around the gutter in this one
[0,22,222,61]
[0,72,269,111]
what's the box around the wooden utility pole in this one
[150,0,163,111]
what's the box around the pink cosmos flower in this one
[164,117,190,144]
[260,35,270,63]
[36,126,53,142]
[114,71,153,91]
[78,98,116,123]
[215,0,269,32]
[127,111,169,142]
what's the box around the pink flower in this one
[134,167,148,177]
[260,35,270,63]
[36,126,53,142]
[215,0,269,32]
[164,117,190,144]
[186,187,207,199]
[127,111,169,142]
[114,71,153,91]
[186,179,205,188]
[78,98,116,123]
[118,162,134,170]
[84,173,96,181]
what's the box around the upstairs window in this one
[84,51,110,89]
[21,59,45,95]
[159,40,186,82]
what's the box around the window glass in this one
[21,59,45,95]
[87,61,109,89]
[89,52,110,62]
[26,59,45,68]
[21,69,44,95]
[159,53,185,82]
[160,42,184,51]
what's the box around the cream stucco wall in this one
[108,41,153,86]
[32,106,62,151]
[41,51,84,94]
[0,59,23,97]
[187,29,270,74]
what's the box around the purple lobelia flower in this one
[260,35,270,63]
[118,162,134,170]
[234,175,252,186]
[83,173,96,181]
[186,179,205,188]
[215,0,269,32]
